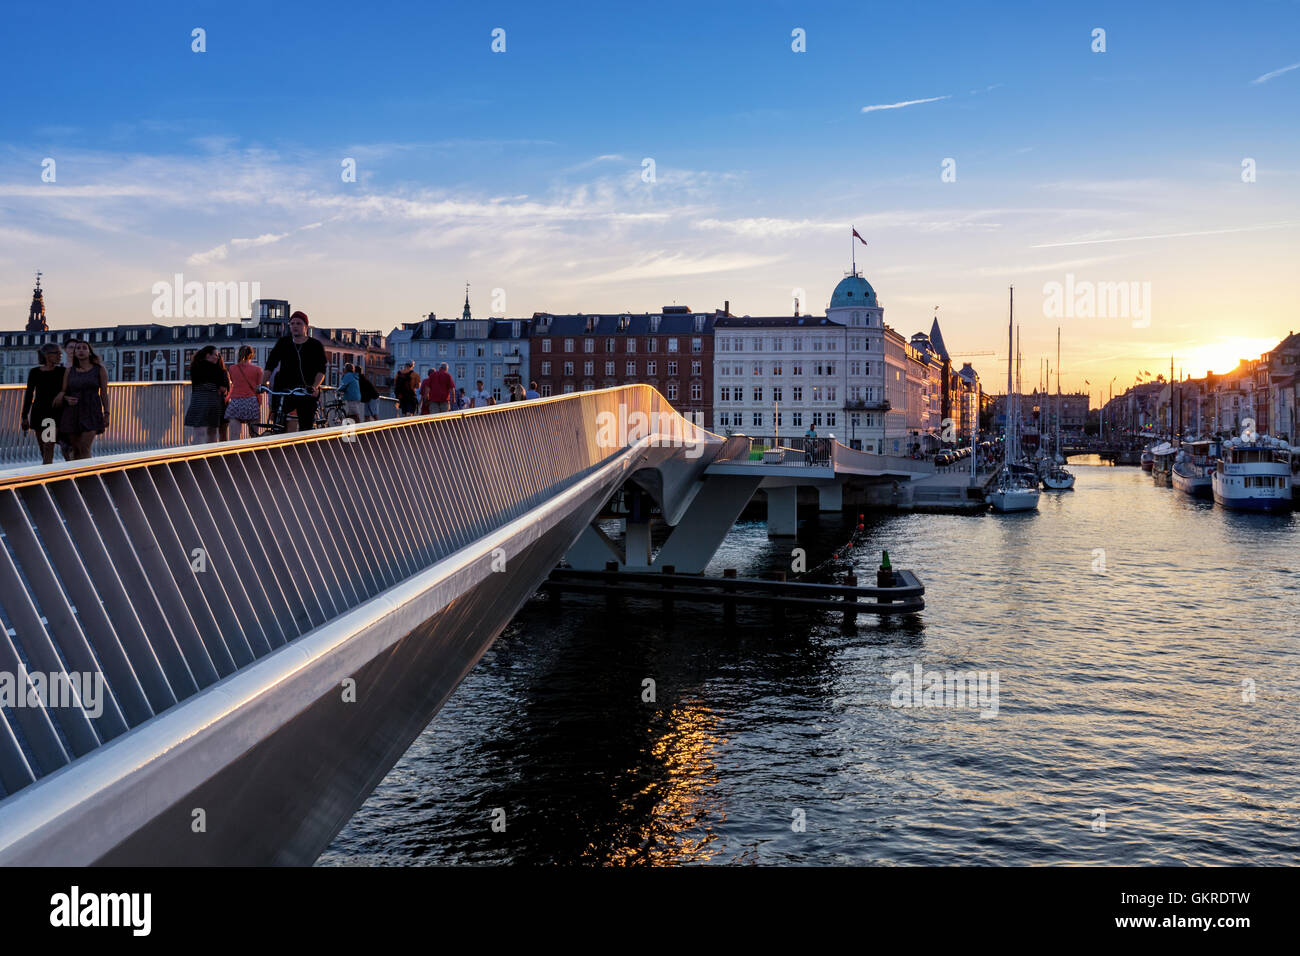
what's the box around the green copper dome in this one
[830,273,876,309]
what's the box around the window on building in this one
[752,386,763,402]
[792,363,803,376]
[718,412,729,428]
[647,339,657,353]
[773,387,783,403]
[720,386,731,402]
[791,339,803,352]
[668,338,679,353]
[564,338,575,353]
[541,384,553,396]
[753,412,763,427]
[564,361,574,376]
[773,363,783,376]
[541,339,552,353]
[826,386,837,402]
[667,361,677,376]
[647,361,657,376]
[605,361,615,376]
[456,365,467,379]
[563,383,575,393]
[813,340,823,352]
[584,361,594,375]
[692,337,702,353]
[492,386,502,401]
[772,338,783,352]
[667,381,679,400]
[751,337,762,351]
[792,386,803,402]
[813,412,824,427]
[792,412,802,427]
[475,364,486,380]
[752,363,762,376]
[718,338,730,352]
[827,413,837,427]
[627,339,636,353]
[690,383,702,401]
[541,361,551,376]
[583,339,594,353]
[625,360,636,376]
[691,361,701,375]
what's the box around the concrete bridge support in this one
[817,482,843,512]
[565,474,762,574]
[765,486,799,537]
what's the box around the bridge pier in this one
[566,475,762,574]
[765,486,798,537]
[817,482,843,512]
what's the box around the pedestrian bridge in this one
[0,384,927,864]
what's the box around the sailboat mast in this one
[1006,286,1014,467]
[1056,327,1062,456]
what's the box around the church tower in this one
[25,271,49,332]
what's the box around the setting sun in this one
[1180,337,1285,379]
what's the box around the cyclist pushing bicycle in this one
[261,310,327,430]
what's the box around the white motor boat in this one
[1172,438,1218,499]
[1041,464,1075,490]
[990,468,1042,511]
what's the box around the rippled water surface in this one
[323,462,1300,865]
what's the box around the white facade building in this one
[712,271,890,451]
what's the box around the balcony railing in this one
[843,399,891,411]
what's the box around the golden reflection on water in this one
[598,698,727,865]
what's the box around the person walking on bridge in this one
[356,366,380,421]
[804,424,818,466]
[263,311,327,430]
[21,342,65,464]
[54,337,109,461]
[469,379,491,408]
[428,363,455,413]
[394,361,419,416]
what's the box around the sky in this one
[2,0,1298,405]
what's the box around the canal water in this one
[321,461,1300,865]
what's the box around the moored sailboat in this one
[989,286,1040,513]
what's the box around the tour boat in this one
[1212,435,1292,512]
[1150,442,1176,487]
[989,287,1040,514]
[1171,439,1219,499]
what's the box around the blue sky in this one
[2,0,1298,398]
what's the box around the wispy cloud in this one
[188,244,228,265]
[1251,61,1300,84]
[861,95,950,114]
[590,252,782,283]
[230,232,289,249]
[1031,221,1300,248]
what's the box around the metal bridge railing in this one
[0,384,718,802]
[0,381,399,468]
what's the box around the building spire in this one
[462,282,472,320]
[26,270,48,332]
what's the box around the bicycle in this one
[250,386,321,436]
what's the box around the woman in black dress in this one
[21,342,64,464]
[184,346,230,443]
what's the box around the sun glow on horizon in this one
[1180,337,1284,379]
